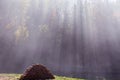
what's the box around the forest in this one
[0,0,120,80]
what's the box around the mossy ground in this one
[0,74,84,80]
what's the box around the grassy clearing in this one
[0,74,84,80]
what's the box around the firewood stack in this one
[19,64,55,80]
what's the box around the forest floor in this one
[0,74,84,80]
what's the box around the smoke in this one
[0,0,120,79]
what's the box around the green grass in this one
[0,74,85,80]
[54,75,84,80]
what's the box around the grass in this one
[0,74,85,80]
[54,75,84,80]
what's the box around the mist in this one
[0,0,120,79]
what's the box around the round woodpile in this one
[19,64,55,80]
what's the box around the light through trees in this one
[0,0,120,79]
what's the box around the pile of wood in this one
[19,64,55,80]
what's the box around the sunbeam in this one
[0,0,120,80]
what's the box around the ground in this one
[0,74,84,80]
